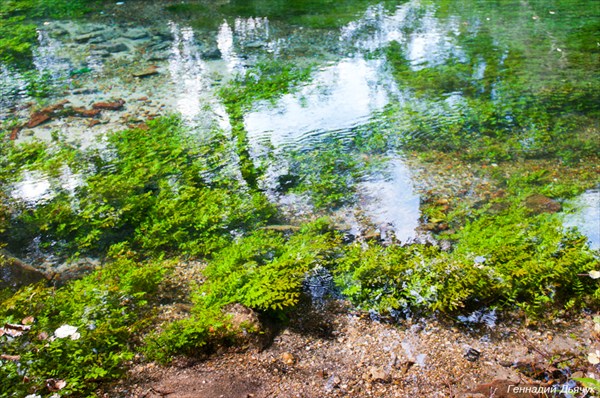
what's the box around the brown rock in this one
[224,303,260,330]
[366,367,391,383]
[41,99,69,114]
[92,99,125,111]
[26,100,70,128]
[1,323,31,337]
[363,229,381,242]
[281,352,295,365]
[420,222,448,233]
[524,194,561,214]
[133,65,159,78]
[26,112,51,128]
[9,125,22,140]
[72,107,101,117]
[0,250,49,289]
[0,354,21,361]
[46,378,67,392]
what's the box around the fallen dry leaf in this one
[46,378,67,391]
[0,354,21,361]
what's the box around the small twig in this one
[441,375,455,398]
[550,354,577,366]
[515,330,551,359]
[141,387,174,398]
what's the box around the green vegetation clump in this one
[5,117,275,258]
[335,203,599,318]
[286,142,362,209]
[199,220,337,311]
[0,247,170,396]
[145,220,340,362]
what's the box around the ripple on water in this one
[11,167,82,206]
[244,56,391,156]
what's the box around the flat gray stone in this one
[74,32,105,43]
[123,28,150,40]
[101,42,130,53]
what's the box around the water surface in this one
[1,0,599,246]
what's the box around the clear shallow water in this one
[2,0,599,245]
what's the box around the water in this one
[1,0,599,246]
[564,189,600,251]
[244,57,391,155]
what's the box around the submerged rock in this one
[26,100,70,128]
[245,41,266,49]
[72,88,100,95]
[132,65,159,78]
[524,194,562,214]
[90,49,111,58]
[123,28,150,40]
[74,32,105,43]
[99,42,130,53]
[92,99,125,110]
[0,251,49,290]
[9,126,22,140]
[27,112,51,128]
[146,52,170,61]
[202,48,222,60]
[71,107,102,118]
[148,41,171,52]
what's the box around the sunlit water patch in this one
[244,56,392,156]
[357,158,420,243]
[217,20,245,73]
[11,170,53,204]
[563,189,600,250]
[340,1,464,67]
[11,167,82,206]
[168,22,209,121]
[33,28,73,79]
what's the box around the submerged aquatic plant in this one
[335,202,599,318]
[0,0,93,66]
